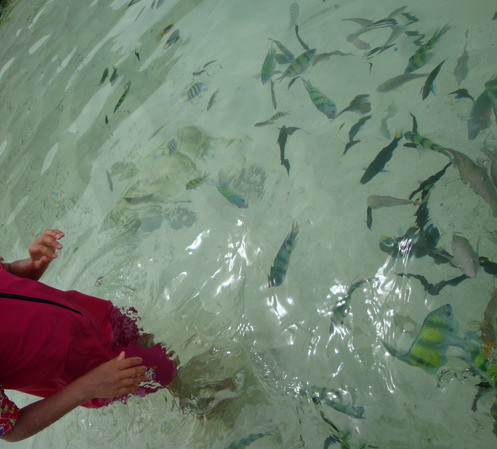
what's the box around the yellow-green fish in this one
[269,222,298,287]
[301,79,336,119]
[456,333,497,387]
[268,38,294,63]
[277,49,316,81]
[382,304,460,373]
[261,47,276,84]
[404,24,450,73]
[113,81,131,113]
[216,171,248,208]
[186,173,208,190]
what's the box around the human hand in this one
[28,229,64,271]
[76,352,148,400]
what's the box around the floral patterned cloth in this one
[0,388,20,437]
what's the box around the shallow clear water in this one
[1,0,497,448]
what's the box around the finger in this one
[30,244,58,260]
[43,229,65,240]
[35,235,63,251]
[118,366,147,380]
[117,356,144,369]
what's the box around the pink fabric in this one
[0,265,177,410]
[0,389,20,436]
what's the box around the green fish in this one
[403,115,452,158]
[277,49,316,81]
[216,171,248,208]
[109,66,118,86]
[301,79,337,119]
[456,332,497,387]
[269,222,299,287]
[99,67,109,85]
[268,38,294,62]
[382,304,460,373]
[360,131,402,184]
[113,81,131,113]
[261,47,276,84]
[186,173,208,190]
[404,24,450,73]
[421,59,446,100]
[224,432,273,449]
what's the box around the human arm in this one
[1,352,147,443]
[4,229,64,281]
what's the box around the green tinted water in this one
[1,0,497,448]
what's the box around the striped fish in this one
[216,171,248,208]
[301,79,336,119]
[404,24,450,73]
[167,138,177,155]
[260,47,276,84]
[277,49,316,81]
[268,222,299,287]
[186,173,208,190]
[224,432,273,449]
[113,81,131,113]
[186,82,206,100]
[382,304,460,373]
[456,333,497,387]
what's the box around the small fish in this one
[224,432,272,449]
[254,111,288,127]
[277,125,291,175]
[186,82,206,100]
[106,170,113,191]
[165,29,180,49]
[268,39,295,63]
[289,2,299,29]
[453,31,469,84]
[379,103,398,139]
[349,115,371,141]
[397,272,468,295]
[261,47,276,84]
[301,79,336,119]
[313,51,353,67]
[216,171,248,208]
[276,49,316,81]
[481,147,497,189]
[109,66,118,86]
[408,162,451,201]
[336,94,371,117]
[481,288,497,360]
[366,195,416,230]
[186,173,208,190]
[113,81,131,113]
[343,140,360,155]
[448,88,474,101]
[382,304,460,373]
[204,89,217,111]
[404,24,450,73]
[127,0,142,6]
[158,24,173,40]
[468,89,493,140]
[270,79,277,109]
[134,49,140,61]
[360,132,402,184]
[309,386,365,419]
[104,114,109,124]
[99,67,109,85]
[167,138,177,155]
[421,59,446,100]
[377,72,428,92]
[294,24,310,51]
[124,194,154,205]
[451,233,478,277]
[268,222,299,287]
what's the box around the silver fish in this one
[377,72,428,92]
[451,234,478,278]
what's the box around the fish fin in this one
[409,113,418,132]
[381,339,400,358]
[404,143,418,148]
